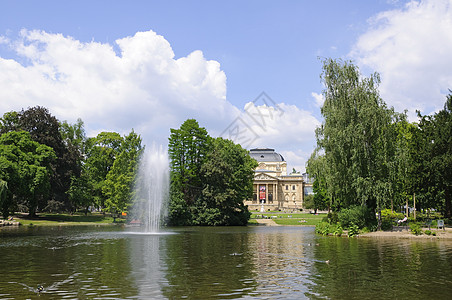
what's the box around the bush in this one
[338,206,376,229]
[348,224,359,237]
[322,212,338,224]
[425,230,432,235]
[410,223,422,235]
[316,222,330,235]
[315,222,343,236]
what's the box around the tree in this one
[196,138,257,225]
[306,150,330,213]
[315,58,394,217]
[168,119,211,224]
[1,106,80,211]
[0,131,55,217]
[103,130,143,214]
[416,93,452,217]
[84,132,123,210]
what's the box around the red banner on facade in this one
[259,185,266,200]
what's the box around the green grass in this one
[13,213,125,226]
[249,212,324,226]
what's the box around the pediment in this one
[254,173,278,181]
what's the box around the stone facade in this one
[245,148,304,212]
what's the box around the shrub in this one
[381,217,393,231]
[338,206,376,229]
[425,230,432,235]
[410,223,422,235]
[322,212,339,224]
[348,224,359,237]
[316,222,330,235]
[333,225,343,236]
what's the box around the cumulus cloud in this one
[351,0,452,118]
[0,29,233,144]
[0,29,320,172]
[218,101,320,173]
[311,92,325,107]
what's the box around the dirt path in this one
[255,219,280,226]
[360,227,452,239]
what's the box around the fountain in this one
[131,145,170,233]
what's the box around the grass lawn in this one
[12,213,125,226]
[249,212,324,226]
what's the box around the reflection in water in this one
[1,226,452,299]
[310,236,452,299]
[128,233,167,298]
[162,227,258,298]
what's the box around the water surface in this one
[1,226,451,299]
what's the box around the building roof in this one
[249,148,285,162]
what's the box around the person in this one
[397,216,408,225]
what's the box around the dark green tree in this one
[84,132,123,210]
[196,138,257,225]
[103,130,143,215]
[0,131,55,217]
[416,94,452,217]
[168,119,211,224]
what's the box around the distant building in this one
[245,148,306,211]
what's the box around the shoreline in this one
[359,227,452,240]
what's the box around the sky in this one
[1,0,451,173]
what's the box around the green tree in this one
[103,130,143,215]
[1,107,80,211]
[168,119,211,224]
[315,58,394,218]
[0,131,55,217]
[196,138,257,225]
[416,94,452,217]
[306,150,330,213]
[84,132,123,210]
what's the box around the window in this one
[292,185,296,190]
[285,185,288,190]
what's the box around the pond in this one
[1,225,451,299]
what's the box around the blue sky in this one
[1,0,451,172]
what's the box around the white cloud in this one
[0,29,320,171]
[218,102,320,173]
[351,0,452,119]
[311,92,324,107]
[0,29,234,145]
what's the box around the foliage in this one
[168,119,256,226]
[312,59,398,216]
[0,131,56,217]
[322,212,339,224]
[196,138,257,225]
[347,224,360,237]
[103,130,143,214]
[410,223,423,235]
[337,205,376,229]
[415,93,452,217]
[315,221,343,236]
[83,131,123,210]
[306,150,330,212]
[168,119,211,207]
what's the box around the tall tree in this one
[168,119,211,207]
[316,58,394,215]
[1,106,80,211]
[196,138,257,225]
[306,150,330,213]
[84,132,123,210]
[0,131,55,217]
[103,130,143,214]
[417,93,452,217]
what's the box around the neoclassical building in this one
[245,148,305,211]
